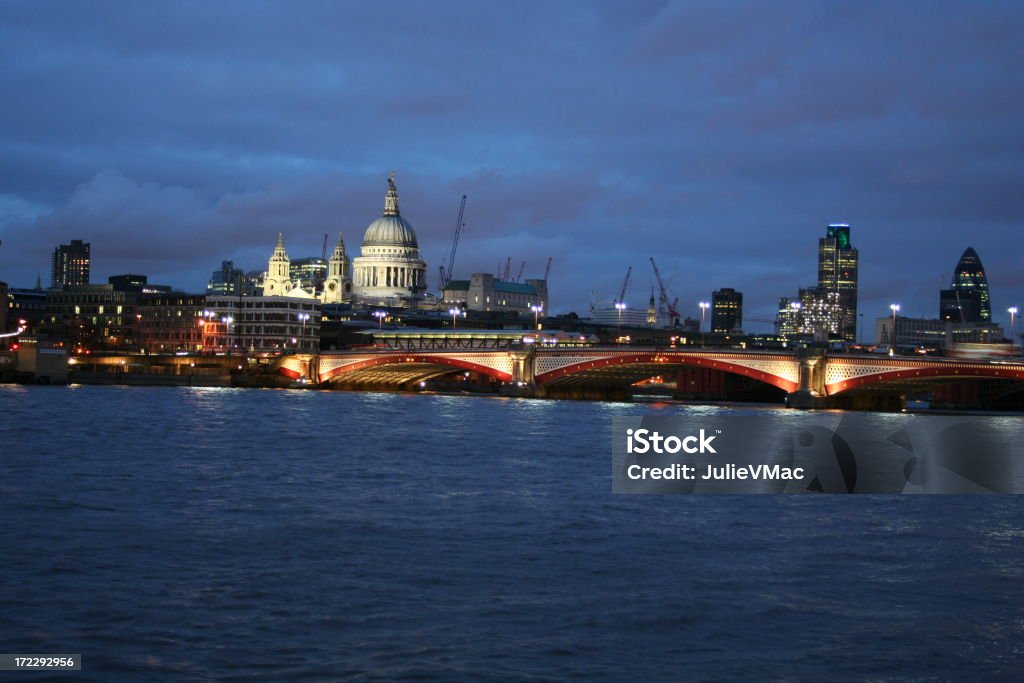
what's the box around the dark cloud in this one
[0,0,1022,331]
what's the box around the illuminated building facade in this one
[205,294,320,353]
[45,284,139,350]
[137,293,207,354]
[322,235,352,304]
[351,175,428,306]
[290,257,327,295]
[817,224,858,342]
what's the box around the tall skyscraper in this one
[51,239,91,289]
[711,288,743,333]
[817,224,858,342]
[939,247,991,324]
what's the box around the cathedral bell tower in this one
[322,233,351,303]
[263,233,292,296]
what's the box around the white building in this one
[205,294,320,353]
[322,234,352,304]
[351,174,427,307]
[263,233,292,296]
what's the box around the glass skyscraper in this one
[939,247,991,324]
[817,224,858,342]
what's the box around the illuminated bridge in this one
[270,330,1024,410]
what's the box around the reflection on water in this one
[1,385,1022,680]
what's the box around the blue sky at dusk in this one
[1,1,1022,330]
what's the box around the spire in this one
[272,232,289,260]
[383,172,400,217]
[332,233,346,258]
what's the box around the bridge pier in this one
[786,349,827,409]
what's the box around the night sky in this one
[1,1,1022,331]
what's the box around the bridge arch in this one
[535,351,800,393]
[319,353,514,385]
[825,363,1024,395]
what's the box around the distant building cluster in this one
[775,224,859,343]
[876,247,1003,350]
[1,174,552,354]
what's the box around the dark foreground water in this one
[1,385,1022,681]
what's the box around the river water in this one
[1,385,1022,681]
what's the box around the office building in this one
[205,294,321,353]
[817,224,858,342]
[290,257,327,295]
[51,239,91,289]
[939,247,991,324]
[876,316,1004,348]
[711,288,743,334]
[207,261,245,296]
[137,293,207,354]
[0,281,7,334]
[443,273,548,316]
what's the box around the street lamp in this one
[373,310,387,329]
[449,307,463,329]
[530,303,544,331]
[889,303,900,346]
[614,301,626,339]
[1009,306,1018,353]
[699,302,710,332]
[221,315,234,352]
[297,313,310,350]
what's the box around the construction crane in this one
[515,261,526,283]
[438,195,467,289]
[502,257,511,281]
[543,257,552,281]
[616,266,632,305]
[649,257,680,327]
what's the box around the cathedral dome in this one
[362,215,418,248]
[361,174,419,248]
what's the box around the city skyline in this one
[0,2,1022,331]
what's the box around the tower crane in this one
[649,257,680,327]
[515,261,526,283]
[543,257,552,281]
[616,266,632,305]
[438,195,467,289]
